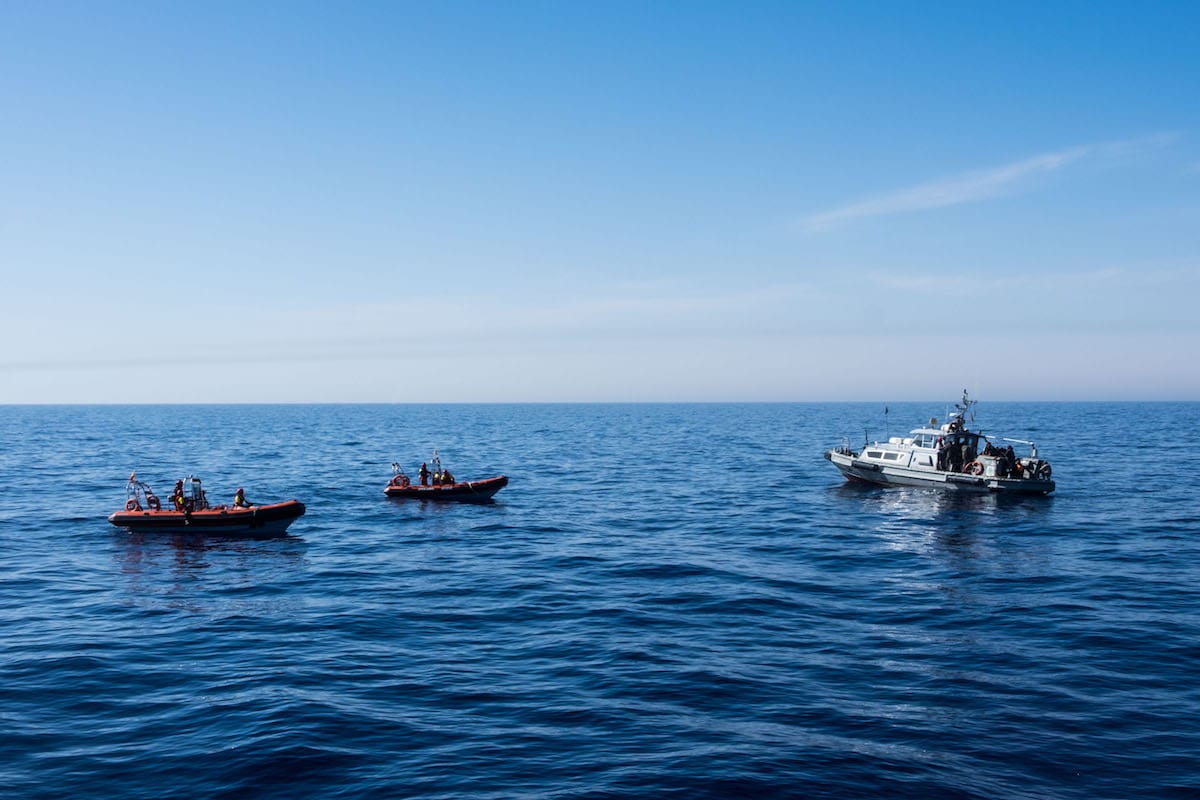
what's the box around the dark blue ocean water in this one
[1,403,1198,799]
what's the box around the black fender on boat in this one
[946,474,984,486]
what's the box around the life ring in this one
[964,461,984,476]
[147,495,161,511]
[125,499,139,511]
[1036,463,1052,480]
[389,475,410,487]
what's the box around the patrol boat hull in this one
[825,449,1054,494]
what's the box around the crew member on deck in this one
[441,469,454,485]
[948,438,963,473]
[233,487,251,508]
[419,462,430,486]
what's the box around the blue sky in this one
[2,1,1198,402]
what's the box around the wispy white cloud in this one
[800,133,1178,232]
[864,264,1198,296]
[0,280,818,372]
[867,267,1122,296]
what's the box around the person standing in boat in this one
[441,468,454,485]
[419,462,430,486]
[233,487,252,508]
[1005,445,1020,478]
[170,480,185,510]
[948,436,963,473]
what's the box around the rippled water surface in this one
[2,403,1198,799]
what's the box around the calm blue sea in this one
[1,403,1198,799]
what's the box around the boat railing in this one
[124,473,162,512]
[999,437,1039,458]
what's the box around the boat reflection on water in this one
[831,481,1055,567]
[113,529,308,614]
[834,480,1054,519]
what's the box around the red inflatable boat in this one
[384,466,507,502]
[108,474,305,536]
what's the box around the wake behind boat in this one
[824,391,1055,495]
[108,474,305,536]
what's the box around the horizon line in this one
[1,398,1196,407]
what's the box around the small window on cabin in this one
[866,451,883,459]
[883,452,900,460]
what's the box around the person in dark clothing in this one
[419,462,430,486]
[948,439,963,473]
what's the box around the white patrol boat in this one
[824,391,1055,495]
